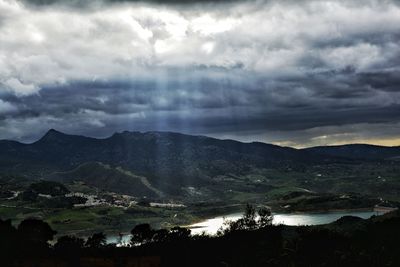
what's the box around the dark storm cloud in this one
[1,64,400,143]
[20,0,244,10]
[1,0,400,146]
[19,0,400,8]
[356,71,400,92]
[22,0,242,5]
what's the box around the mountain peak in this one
[45,128,64,137]
[36,129,68,143]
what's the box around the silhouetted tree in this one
[152,228,169,243]
[130,223,155,245]
[54,235,85,266]
[0,219,18,265]
[55,235,85,251]
[219,204,273,235]
[18,218,56,247]
[166,227,191,242]
[242,204,257,230]
[0,219,18,252]
[0,218,16,241]
[85,232,106,248]
[258,207,273,228]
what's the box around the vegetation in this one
[1,207,400,266]
[218,204,273,235]
[1,130,399,201]
[1,131,400,237]
[49,162,159,198]
[28,181,70,196]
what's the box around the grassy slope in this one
[48,162,160,198]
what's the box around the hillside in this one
[0,130,400,200]
[0,130,321,192]
[305,144,400,160]
[48,162,161,198]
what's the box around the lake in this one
[106,210,385,245]
[189,210,385,235]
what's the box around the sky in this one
[0,0,400,147]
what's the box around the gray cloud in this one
[1,69,400,145]
[1,0,400,146]
[21,0,246,7]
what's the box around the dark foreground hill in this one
[1,208,399,267]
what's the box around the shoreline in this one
[182,206,383,230]
[274,207,375,215]
[52,206,392,238]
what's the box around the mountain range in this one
[1,129,399,198]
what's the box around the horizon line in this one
[1,128,399,150]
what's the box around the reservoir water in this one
[106,210,385,245]
[189,210,385,235]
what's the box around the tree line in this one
[1,205,400,266]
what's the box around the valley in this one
[0,130,399,236]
